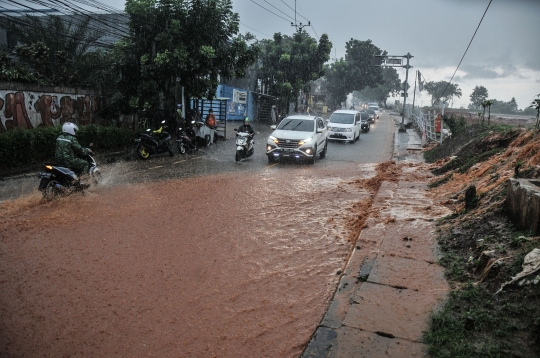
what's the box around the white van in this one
[326,110,362,143]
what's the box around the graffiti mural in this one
[0,90,110,132]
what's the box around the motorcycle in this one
[135,120,174,160]
[176,120,200,154]
[234,129,254,162]
[38,150,101,200]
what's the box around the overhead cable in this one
[441,0,492,98]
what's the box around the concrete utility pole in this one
[373,52,414,132]
[290,0,310,33]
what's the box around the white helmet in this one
[62,122,79,136]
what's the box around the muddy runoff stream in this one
[0,162,393,357]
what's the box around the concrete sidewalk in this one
[302,114,451,357]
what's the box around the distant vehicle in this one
[368,102,378,108]
[266,115,328,164]
[366,108,377,122]
[327,110,362,143]
[368,106,380,119]
[360,111,371,132]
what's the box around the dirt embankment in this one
[423,127,540,357]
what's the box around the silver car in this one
[266,115,328,164]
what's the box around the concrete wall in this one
[0,83,123,132]
[506,178,540,234]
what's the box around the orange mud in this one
[429,129,540,215]
[1,162,403,358]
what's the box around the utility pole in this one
[290,0,310,33]
[373,52,414,132]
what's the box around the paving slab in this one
[378,219,438,262]
[367,255,449,292]
[344,282,447,342]
[327,327,426,358]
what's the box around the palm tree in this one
[485,99,493,125]
[531,94,540,130]
[481,100,487,124]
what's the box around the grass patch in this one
[425,283,537,358]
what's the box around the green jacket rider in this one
[55,122,93,175]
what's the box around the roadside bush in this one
[443,114,466,135]
[0,125,135,173]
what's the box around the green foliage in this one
[255,31,332,112]
[357,67,401,108]
[2,15,108,87]
[325,39,384,106]
[469,85,489,108]
[444,114,467,135]
[119,0,259,114]
[423,80,462,107]
[0,126,134,172]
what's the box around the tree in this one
[344,39,384,93]
[324,59,350,108]
[424,81,462,107]
[357,67,401,108]
[254,31,331,113]
[2,14,106,86]
[482,99,493,125]
[325,38,384,106]
[530,94,540,130]
[470,85,488,108]
[119,0,259,116]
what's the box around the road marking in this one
[149,166,164,170]
[173,160,186,164]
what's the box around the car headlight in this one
[346,128,352,132]
[327,126,332,131]
[298,137,312,146]
[269,135,278,144]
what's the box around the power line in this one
[279,0,309,23]
[239,21,271,38]
[249,0,290,23]
[3,0,130,42]
[441,0,492,98]
[260,0,295,22]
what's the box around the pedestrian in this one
[205,108,216,129]
[271,105,277,124]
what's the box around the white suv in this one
[266,115,328,164]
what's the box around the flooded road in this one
[0,113,396,357]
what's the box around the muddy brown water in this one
[0,163,376,357]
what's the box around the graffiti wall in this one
[0,90,114,132]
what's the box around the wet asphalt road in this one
[0,111,397,203]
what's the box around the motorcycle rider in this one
[55,122,93,176]
[237,117,255,143]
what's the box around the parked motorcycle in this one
[234,129,254,162]
[176,120,201,154]
[38,150,101,200]
[135,120,174,160]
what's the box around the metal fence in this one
[404,104,450,145]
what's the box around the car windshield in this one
[329,113,354,124]
[360,112,368,120]
[277,118,314,131]
[367,109,375,114]
[369,106,378,111]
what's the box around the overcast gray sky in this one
[83,0,540,109]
